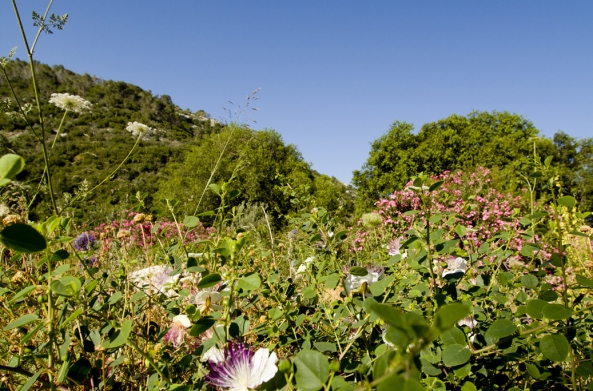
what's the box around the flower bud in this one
[278,359,292,373]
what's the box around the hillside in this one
[0,60,354,226]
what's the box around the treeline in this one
[353,112,593,217]
[0,60,353,227]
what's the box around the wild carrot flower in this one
[73,232,96,251]
[204,342,278,391]
[49,93,92,112]
[126,121,152,136]
[164,315,191,347]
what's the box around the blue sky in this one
[2,1,592,184]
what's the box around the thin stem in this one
[50,109,68,149]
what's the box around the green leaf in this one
[363,298,406,330]
[440,328,467,346]
[429,180,444,192]
[294,350,329,391]
[520,275,539,289]
[313,342,337,353]
[576,275,593,288]
[557,196,576,208]
[540,334,570,362]
[380,376,425,391]
[57,359,70,383]
[542,304,573,320]
[197,273,221,289]
[102,319,132,349]
[107,291,123,305]
[3,313,39,331]
[238,273,261,291]
[18,369,42,391]
[0,223,46,253]
[50,276,81,297]
[485,319,516,339]
[461,382,477,391]
[442,344,471,367]
[60,308,83,329]
[433,303,471,331]
[189,316,215,336]
[525,299,547,319]
[349,266,368,276]
[51,249,70,262]
[10,285,36,303]
[0,154,25,181]
[183,216,200,228]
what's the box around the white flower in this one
[194,290,223,313]
[164,315,191,347]
[48,93,92,113]
[129,265,179,296]
[295,257,315,275]
[442,257,468,277]
[387,238,408,259]
[205,342,278,391]
[343,265,384,295]
[126,121,152,136]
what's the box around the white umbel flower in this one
[49,93,92,113]
[126,121,152,136]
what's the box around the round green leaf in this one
[520,275,538,289]
[434,303,471,331]
[440,327,467,346]
[542,304,573,320]
[294,350,329,391]
[0,154,25,181]
[183,216,200,228]
[237,272,261,291]
[0,223,47,253]
[540,334,570,362]
[50,276,81,297]
[102,320,133,349]
[197,273,221,289]
[557,196,576,208]
[485,319,516,339]
[525,299,547,319]
[442,344,471,367]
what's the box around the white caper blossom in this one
[126,121,153,137]
[48,93,92,113]
[442,257,468,277]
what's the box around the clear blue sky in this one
[2,1,592,184]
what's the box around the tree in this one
[353,111,557,212]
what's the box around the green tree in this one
[353,111,557,212]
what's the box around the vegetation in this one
[0,2,592,391]
[352,112,593,216]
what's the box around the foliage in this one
[156,124,354,230]
[353,111,563,212]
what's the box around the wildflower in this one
[387,237,407,258]
[194,289,223,313]
[116,229,131,239]
[204,342,278,391]
[295,256,315,275]
[129,265,179,296]
[126,121,152,136]
[343,265,383,295]
[442,257,468,278]
[73,232,96,251]
[163,315,191,347]
[49,93,92,113]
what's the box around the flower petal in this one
[249,348,278,386]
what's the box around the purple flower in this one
[204,342,278,391]
[73,232,96,252]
